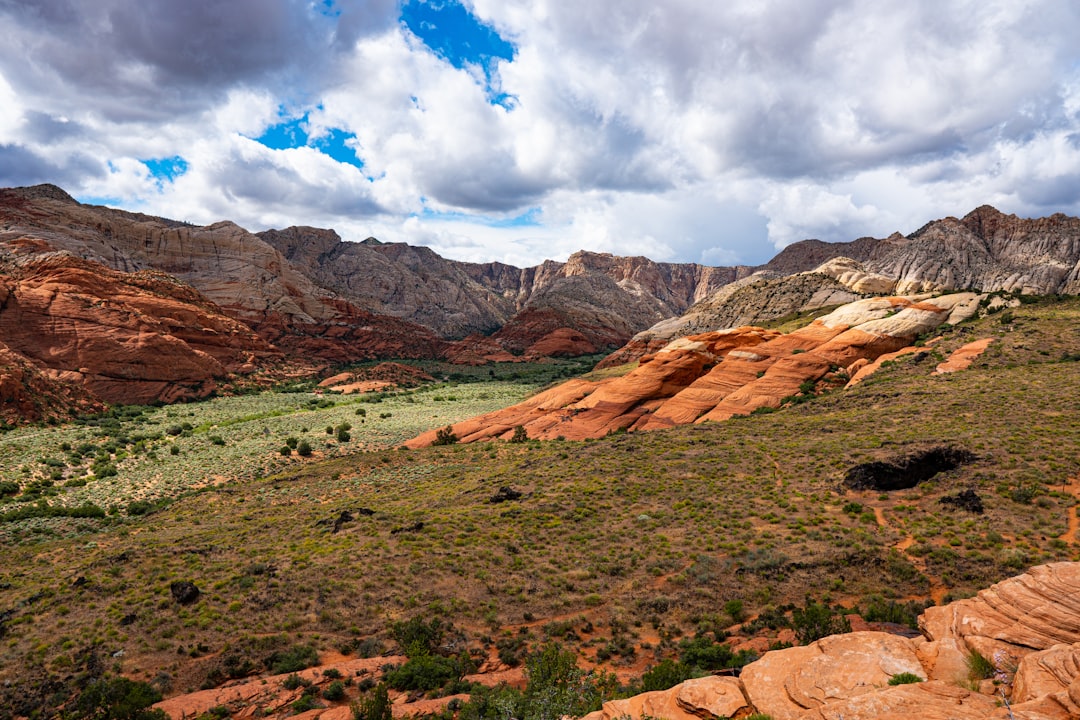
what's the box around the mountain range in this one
[2,182,1080,420]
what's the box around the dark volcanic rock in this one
[170,581,200,605]
[844,447,977,491]
[939,489,985,514]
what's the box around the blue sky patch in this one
[414,205,541,227]
[254,116,310,150]
[253,111,364,169]
[400,0,516,106]
[76,195,125,207]
[141,155,189,187]
[311,128,364,169]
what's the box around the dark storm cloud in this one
[0,144,104,186]
[20,111,87,144]
[0,0,398,121]
[207,147,385,219]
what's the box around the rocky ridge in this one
[766,205,1080,294]
[262,226,747,349]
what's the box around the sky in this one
[2,1,1080,268]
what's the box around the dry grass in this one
[0,297,1078,711]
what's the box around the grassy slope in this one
[0,300,1078,708]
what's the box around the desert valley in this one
[0,184,1078,719]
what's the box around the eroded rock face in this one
[407,294,981,446]
[583,676,748,720]
[0,187,447,366]
[920,562,1080,670]
[0,253,276,406]
[766,205,1080,295]
[0,339,104,424]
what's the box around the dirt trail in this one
[1059,476,1080,544]
[892,534,948,605]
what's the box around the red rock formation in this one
[524,327,597,358]
[0,187,448,366]
[0,253,277,407]
[0,339,104,423]
[444,333,520,364]
[934,338,995,374]
[407,294,982,446]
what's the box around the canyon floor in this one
[1,296,1079,719]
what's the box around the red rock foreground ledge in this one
[406,294,981,447]
[584,561,1080,720]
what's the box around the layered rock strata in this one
[406,293,981,446]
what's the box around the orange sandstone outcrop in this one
[934,337,995,373]
[584,676,749,720]
[406,294,981,446]
[585,562,1080,720]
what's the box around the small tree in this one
[792,600,851,644]
[509,425,528,443]
[432,426,458,446]
[351,683,392,720]
[297,440,313,457]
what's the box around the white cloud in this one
[1,0,1080,266]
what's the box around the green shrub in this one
[432,426,458,446]
[888,672,923,685]
[792,601,851,644]
[509,425,528,443]
[966,649,996,680]
[724,599,746,623]
[385,654,460,691]
[282,673,308,690]
[391,616,445,656]
[323,680,347,701]
[678,635,755,671]
[337,428,351,442]
[639,658,694,692]
[70,676,167,720]
[265,644,319,674]
[292,694,322,713]
[297,440,313,457]
[351,683,392,720]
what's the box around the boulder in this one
[791,680,997,720]
[740,631,925,720]
[584,676,748,720]
[1012,643,1080,704]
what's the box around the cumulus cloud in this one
[1,0,1079,266]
